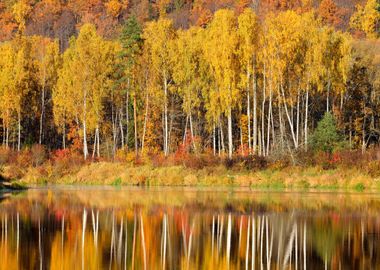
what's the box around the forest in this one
[0,0,379,179]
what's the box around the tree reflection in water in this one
[1,187,380,269]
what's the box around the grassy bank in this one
[2,146,380,191]
[7,162,378,191]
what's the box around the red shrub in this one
[52,148,84,176]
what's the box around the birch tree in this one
[143,18,176,156]
[205,9,240,158]
[237,8,259,154]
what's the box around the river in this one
[0,187,379,269]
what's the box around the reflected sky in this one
[1,187,380,269]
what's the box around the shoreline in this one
[2,161,378,192]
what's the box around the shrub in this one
[151,153,167,167]
[30,144,47,167]
[111,177,122,186]
[182,153,220,169]
[115,148,127,162]
[294,150,316,167]
[224,155,268,171]
[52,148,84,176]
[365,160,380,177]
[16,149,32,167]
[0,147,11,165]
[354,183,365,192]
[311,112,341,153]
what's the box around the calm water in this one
[1,187,380,270]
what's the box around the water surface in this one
[0,187,380,269]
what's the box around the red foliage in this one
[52,148,84,175]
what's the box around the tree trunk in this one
[279,96,285,151]
[17,112,21,152]
[247,69,251,153]
[266,82,272,156]
[296,89,300,147]
[218,120,221,156]
[39,85,45,145]
[92,131,97,159]
[349,116,352,150]
[327,77,331,113]
[168,96,174,155]
[126,82,129,149]
[6,110,9,148]
[92,127,100,158]
[253,65,257,155]
[227,108,233,159]
[258,129,262,155]
[280,82,298,149]
[183,115,189,144]
[96,127,100,157]
[2,120,5,146]
[362,113,366,154]
[134,95,138,157]
[83,120,88,160]
[240,119,243,155]
[62,121,66,149]
[111,104,118,157]
[213,122,216,156]
[141,92,149,153]
[189,114,196,151]
[261,63,266,156]
[220,117,225,153]
[163,73,169,156]
[119,109,124,149]
[83,84,89,159]
[271,105,275,152]
[6,126,9,148]
[304,86,309,151]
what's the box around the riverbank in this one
[0,174,27,191]
[3,162,378,191]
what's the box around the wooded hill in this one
[0,0,379,161]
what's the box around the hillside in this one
[0,0,365,49]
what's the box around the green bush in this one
[311,112,341,153]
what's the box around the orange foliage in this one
[319,0,343,28]
[67,124,82,152]
[0,3,17,41]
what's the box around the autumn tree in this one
[171,27,205,151]
[204,9,240,158]
[115,16,143,155]
[318,0,342,28]
[0,43,16,148]
[54,24,116,159]
[350,0,380,39]
[237,8,259,154]
[31,37,60,145]
[143,18,176,156]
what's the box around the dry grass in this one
[15,161,379,191]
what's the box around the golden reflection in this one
[0,188,380,269]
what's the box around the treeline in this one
[0,0,367,44]
[0,3,379,160]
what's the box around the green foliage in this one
[354,182,365,191]
[111,177,122,186]
[311,112,340,153]
[117,16,143,82]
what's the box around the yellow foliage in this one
[105,0,123,17]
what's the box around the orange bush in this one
[16,149,32,167]
[0,147,11,165]
[52,148,84,176]
[30,144,47,166]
